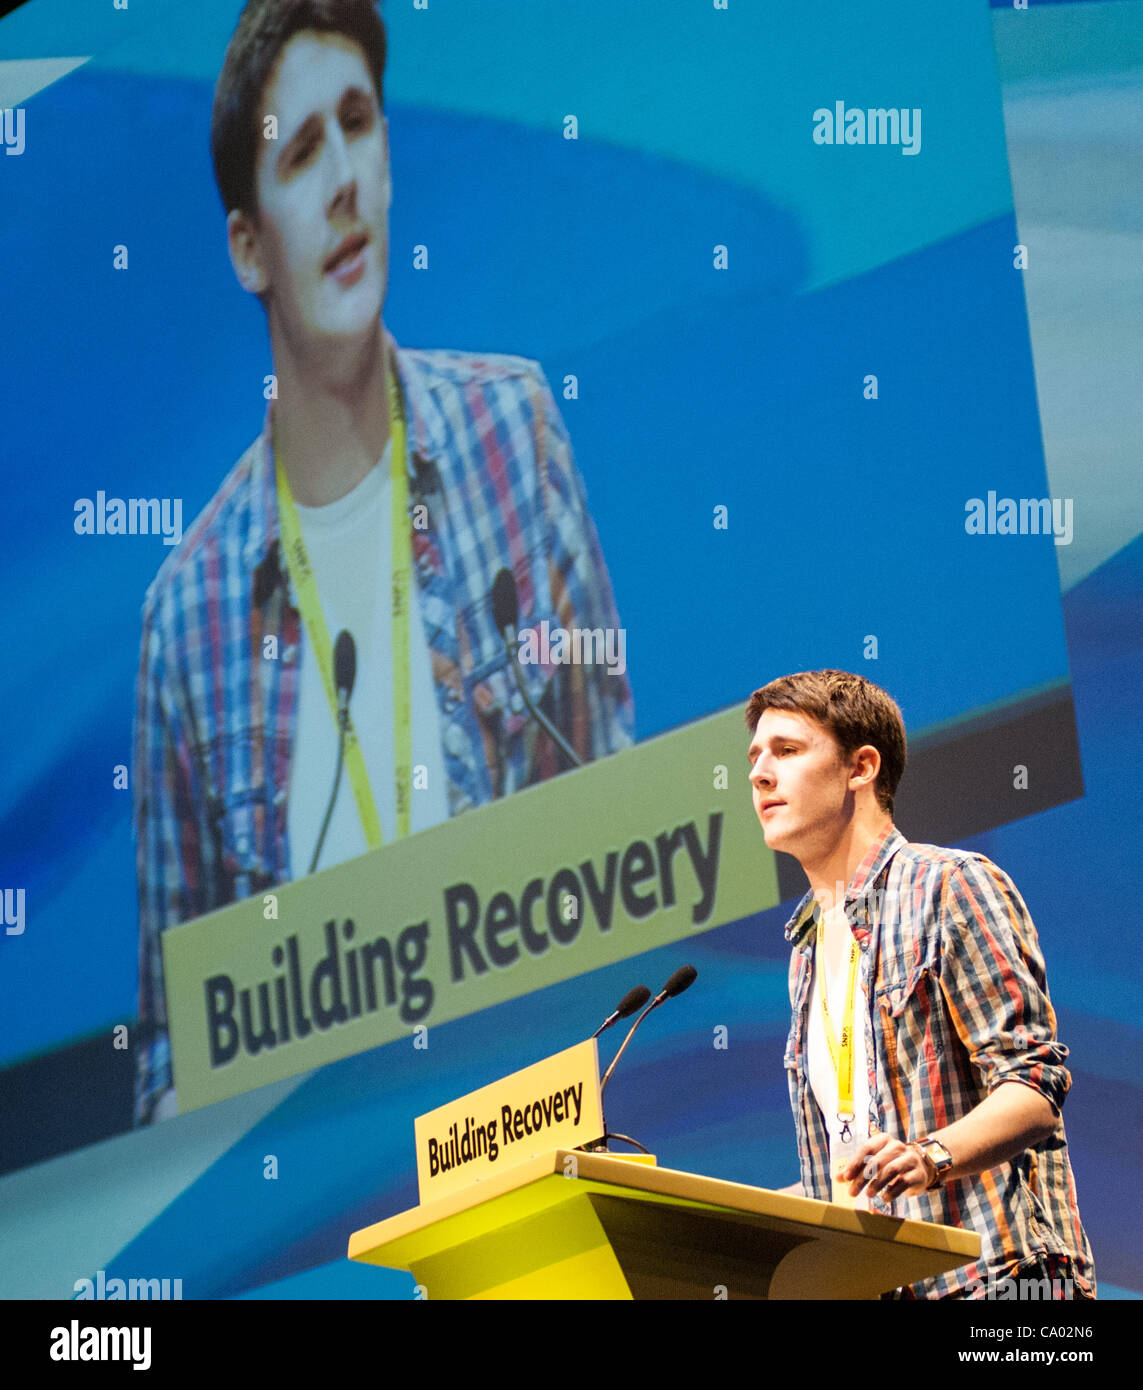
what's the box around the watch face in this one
[923,1139,952,1168]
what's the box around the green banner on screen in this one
[163,704,779,1112]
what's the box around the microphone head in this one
[491,567,519,635]
[617,984,652,1019]
[334,629,356,700]
[662,964,697,999]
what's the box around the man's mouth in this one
[761,800,785,816]
[324,233,370,282]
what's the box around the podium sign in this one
[414,1040,604,1202]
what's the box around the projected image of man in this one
[132,0,632,1125]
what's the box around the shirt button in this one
[444,724,468,758]
[274,788,287,806]
[442,687,461,714]
[237,836,250,854]
[282,644,297,664]
[509,691,525,714]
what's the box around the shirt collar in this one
[783,822,906,950]
[243,323,445,581]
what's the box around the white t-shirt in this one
[286,442,449,877]
[807,905,872,1206]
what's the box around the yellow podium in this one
[347,1149,980,1300]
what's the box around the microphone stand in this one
[583,996,664,1155]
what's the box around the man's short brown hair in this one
[211,0,388,219]
[745,670,907,815]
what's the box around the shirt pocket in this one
[875,924,940,1014]
[874,956,946,1061]
[875,965,931,1018]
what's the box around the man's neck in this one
[802,811,893,914]
[271,321,391,508]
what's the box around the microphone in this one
[334,628,356,726]
[591,984,652,1039]
[657,964,698,1002]
[490,566,583,770]
[491,566,518,645]
[309,629,357,876]
[599,965,697,1097]
[410,452,442,530]
[582,966,697,1156]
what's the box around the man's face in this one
[747,709,858,859]
[242,30,389,351]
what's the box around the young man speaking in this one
[132,1,632,1124]
[746,670,1094,1299]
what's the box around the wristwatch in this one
[913,1136,954,1190]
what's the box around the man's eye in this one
[342,104,374,136]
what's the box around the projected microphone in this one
[491,567,583,769]
[308,629,357,876]
[591,984,652,1039]
[599,965,698,1097]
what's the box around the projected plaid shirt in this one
[133,332,633,1124]
[784,825,1096,1299]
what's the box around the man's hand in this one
[836,1082,1059,1204]
[839,1132,931,1202]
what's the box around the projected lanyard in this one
[275,364,412,847]
[815,918,861,1156]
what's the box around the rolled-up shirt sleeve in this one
[938,856,1071,1116]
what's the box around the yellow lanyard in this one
[274,366,412,849]
[815,917,860,1131]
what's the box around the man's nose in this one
[326,122,356,206]
[750,756,774,788]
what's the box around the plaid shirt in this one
[133,331,633,1124]
[784,824,1095,1299]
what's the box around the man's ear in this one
[849,744,882,794]
[227,207,269,296]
